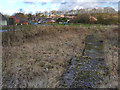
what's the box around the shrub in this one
[56,18,67,22]
[72,14,90,24]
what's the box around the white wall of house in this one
[0,20,7,26]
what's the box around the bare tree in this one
[43,11,48,16]
[51,10,57,15]
[104,7,116,13]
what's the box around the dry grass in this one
[2,25,91,88]
[95,28,119,88]
[3,25,118,88]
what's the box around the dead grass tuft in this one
[2,25,90,88]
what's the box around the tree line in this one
[71,12,119,25]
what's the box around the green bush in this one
[96,15,118,25]
[56,17,67,22]
[72,14,90,24]
[71,13,118,25]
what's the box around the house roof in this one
[11,16,28,23]
[90,16,97,21]
[0,13,8,21]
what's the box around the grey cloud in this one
[41,2,47,5]
[23,0,47,5]
[61,2,67,5]
[24,2,35,4]
[22,0,118,11]
[58,1,118,11]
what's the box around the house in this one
[39,18,56,24]
[9,16,28,25]
[58,14,64,18]
[65,15,75,19]
[0,13,8,26]
[9,16,20,24]
[90,16,97,21]
[43,18,52,23]
[49,14,56,18]
[51,19,56,23]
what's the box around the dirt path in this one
[57,35,108,88]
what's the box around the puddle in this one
[0,30,7,32]
[58,35,108,88]
[0,29,17,32]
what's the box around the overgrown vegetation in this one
[72,14,90,24]
[3,25,91,88]
[2,25,118,88]
[95,28,119,88]
[71,13,118,25]
[56,18,67,22]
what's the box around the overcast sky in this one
[0,0,119,15]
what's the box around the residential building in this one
[9,16,28,25]
[0,13,8,26]
[9,16,20,24]
[90,16,97,21]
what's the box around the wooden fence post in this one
[13,22,16,42]
[7,24,10,46]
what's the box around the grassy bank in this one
[2,25,118,88]
[100,29,118,88]
[93,28,118,88]
[2,25,92,46]
[3,25,91,88]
